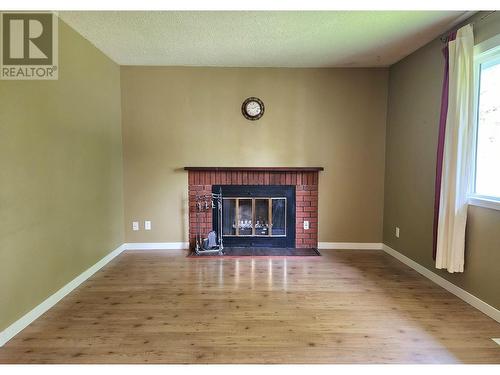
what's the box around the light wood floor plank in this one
[0,250,499,363]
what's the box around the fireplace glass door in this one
[222,197,286,237]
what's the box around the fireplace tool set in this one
[194,188,224,255]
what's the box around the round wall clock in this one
[242,97,265,121]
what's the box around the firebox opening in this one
[212,185,295,248]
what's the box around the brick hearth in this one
[185,167,322,249]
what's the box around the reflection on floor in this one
[190,247,321,257]
[0,249,499,363]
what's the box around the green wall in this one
[121,67,388,244]
[383,11,500,310]
[0,19,124,331]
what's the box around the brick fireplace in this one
[185,167,323,249]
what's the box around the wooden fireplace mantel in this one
[184,166,324,172]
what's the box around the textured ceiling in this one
[59,11,469,67]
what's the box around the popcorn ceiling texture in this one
[59,11,468,67]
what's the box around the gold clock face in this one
[242,97,265,120]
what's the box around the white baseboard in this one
[0,243,126,347]
[382,244,500,324]
[124,242,188,250]
[318,242,383,250]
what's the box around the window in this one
[471,36,500,210]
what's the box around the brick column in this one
[295,173,318,248]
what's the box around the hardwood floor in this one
[0,249,499,364]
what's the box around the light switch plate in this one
[145,220,152,231]
[303,220,310,230]
[395,226,400,238]
[132,221,139,231]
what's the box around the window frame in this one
[469,34,500,211]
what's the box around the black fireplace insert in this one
[212,185,296,248]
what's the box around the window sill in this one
[468,196,500,211]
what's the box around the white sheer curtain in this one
[435,24,475,273]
